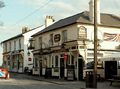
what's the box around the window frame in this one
[55,55,59,67]
[39,37,42,49]
[62,30,67,43]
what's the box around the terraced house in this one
[31,0,120,80]
[1,26,45,73]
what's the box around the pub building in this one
[30,9,120,80]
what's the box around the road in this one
[0,73,82,89]
[0,73,120,89]
[0,78,77,89]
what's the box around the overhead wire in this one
[8,0,54,29]
[4,0,120,30]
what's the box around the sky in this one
[0,0,120,65]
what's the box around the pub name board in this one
[54,34,61,42]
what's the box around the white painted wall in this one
[22,25,45,69]
[34,23,120,55]
[2,36,24,53]
[2,25,45,72]
[77,24,120,50]
[33,24,78,50]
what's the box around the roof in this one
[1,25,44,43]
[32,11,120,37]
[1,34,23,43]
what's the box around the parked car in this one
[0,67,10,79]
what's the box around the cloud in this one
[50,1,75,12]
[42,1,78,19]
[101,0,120,15]
[20,0,50,7]
[42,0,90,20]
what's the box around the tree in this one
[0,1,5,8]
[0,1,5,26]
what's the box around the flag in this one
[103,33,120,42]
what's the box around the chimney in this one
[89,0,100,24]
[22,27,29,33]
[45,16,54,27]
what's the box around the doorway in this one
[105,61,117,79]
[39,59,42,76]
[60,58,64,78]
[78,55,84,80]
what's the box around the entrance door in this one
[60,58,64,78]
[39,60,42,76]
[78,55,84,80]
[105,61,117,79]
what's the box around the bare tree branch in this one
[0,1,5,8]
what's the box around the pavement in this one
[10,73,120,89]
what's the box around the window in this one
[9,42,11,51]
[14,40,16,50]
[66,55,70,65]
[39,37,42,49]
[52,56,54,67]
[35,58,38,67]
[118,61,120,69]
[8,61,10,66]
[50,34,53,46]
[5,43,7,52]
[62,30,67,42]
[71,55,74,65]
[55,55,58,67]
[19,39,21,50]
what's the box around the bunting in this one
[103,33,120,42]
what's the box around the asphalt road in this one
[0,78,78,89]
[0,73,81,89]
[0,73,120,89]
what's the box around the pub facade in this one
[31,11,120,80]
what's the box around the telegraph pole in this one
[93,0,98,88]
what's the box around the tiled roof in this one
[33,11,120,37]
[1,25,44,43]
[1,34,23,43]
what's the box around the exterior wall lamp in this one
[27,51,30,56]
[61,43,68,52]
[28,38,35,50]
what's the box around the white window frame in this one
[62,30,67,43]
[39,37,42,49]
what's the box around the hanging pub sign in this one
[28,58,32,61]
[64,53,68,61]
[54,34,61,42]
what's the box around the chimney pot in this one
[45,16,54,27]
